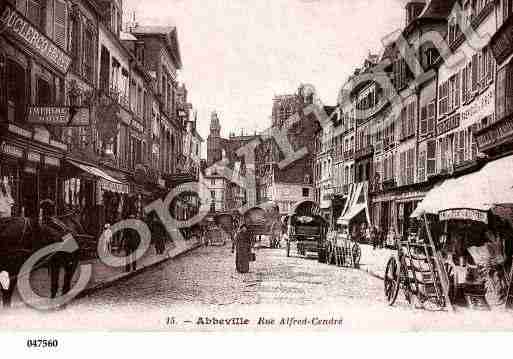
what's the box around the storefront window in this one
[6,59,26,124]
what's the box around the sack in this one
[250,252,256,262]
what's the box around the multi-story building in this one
[480,0,513,155]
[315,106,336,222]
[0,0,188,236]
[205,111,249,212]
[128,24,184,181]
[1,0,74,220]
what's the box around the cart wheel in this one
[384,257,400,306]
[352,243,361,266]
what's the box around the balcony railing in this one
[343,149,354,160]
[354,145,374,160]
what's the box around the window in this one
[37,77,52,105]
[439,81,449,116]
[426,140,436,176]
[302,188,310,197]
[54,0,67,49]
[211,178,215,186]
[99,46,110,90]
[6,59,26,124]
[496,61,513,122]
[417,149,426,182]
[82,27,95,83]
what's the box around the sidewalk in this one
[358,244,394,280]
[9,238,202,308]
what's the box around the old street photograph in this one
[1,0,513,331]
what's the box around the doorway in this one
[20,172,38,218]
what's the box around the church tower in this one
[207,111,222,166]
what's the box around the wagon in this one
[286,200,328,262]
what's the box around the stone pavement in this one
[8,238,202,309]
[357,244,394,280]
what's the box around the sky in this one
[123,0,410,146]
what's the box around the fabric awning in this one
[337,203,365,225]
[67,160,129,194]
[411,155,513,218]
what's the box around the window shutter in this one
[459,130,465,165]
[54,0,67,49]
[27,0,41,28]
[506,62,513,118]
[420,105,427,134]
[427,140,436,176]
[400,151,406,186]
[472,54,478,92]
[427,101,435,133]
[487,48,494,83]
[496,66,507,122]
[462,64,467,103]
[418,149,426,182]
[438,84,444,115]
[455,72,460,108]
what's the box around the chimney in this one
[405,1,426,26]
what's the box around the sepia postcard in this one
[1,0,513,343]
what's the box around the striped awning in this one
[67,160,129,194]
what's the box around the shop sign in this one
[99,178,129,194]
[475,116,513,151]
[437,114,460,136]
[0,3,72,74]
[1,142,23,158]
[27,151,41,163]
[490,16,513,65]
[439,208,488,224]
[460,86,494,124]
[27,106,89,126]
[44,156,60,167]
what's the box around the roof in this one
[130,25,183,69]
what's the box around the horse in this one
[0,216,81,309]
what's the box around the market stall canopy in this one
[336,182,371,225]
[66,160,129,194]
[337,203,366,225]
[411,155,513,218]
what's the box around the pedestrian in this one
[100,223,113,255]
[372,226,378,250]
[235,224,251,273]
[123,214,140,272]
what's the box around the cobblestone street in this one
[78,243,385,307]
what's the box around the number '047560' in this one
[26,339,59,348]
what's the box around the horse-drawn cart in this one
[286,200,328,262]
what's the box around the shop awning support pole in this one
[423,213,454,312]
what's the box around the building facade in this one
[0,0,191,238]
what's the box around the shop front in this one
[411,155,513,308]
[63,160,129,235]
[0,125,65,220]
[337,181,371,242]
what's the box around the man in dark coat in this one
[235,224,251,273]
